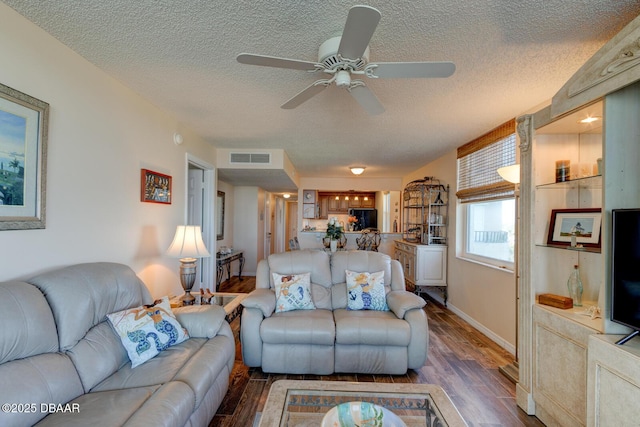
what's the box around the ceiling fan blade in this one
[349,84,385,116]
[368,62,456,79]
[281,81,329,109]
[237,53,320,71]
[338,5,381,60]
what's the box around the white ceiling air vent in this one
[229,152,271,164]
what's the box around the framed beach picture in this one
[547,208,602,249]
[141,169,172,204]
[0,83,49,230]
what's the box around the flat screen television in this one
[611,208,640,345]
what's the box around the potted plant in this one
[325,217,344,252]
[347,215,358,231]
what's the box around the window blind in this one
[456,119,516,203]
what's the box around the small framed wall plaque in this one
[303,190,316,204]
[141,169,172,204]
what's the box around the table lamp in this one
[166,225,211,305]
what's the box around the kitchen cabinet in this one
[362,197,375,208]
[319,192,376,214]
[328,196,349,213]
[348,193,375,208]
[318,195,329,219]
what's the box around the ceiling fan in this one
[236,5,455,115]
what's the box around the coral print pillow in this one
[346,270,389,311]
[273,272,316,313]
[107,296,189,368]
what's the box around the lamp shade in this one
[497,164,520,184]
[166,225,211,260]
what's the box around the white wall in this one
[232,186,264,276]
[216,180,234,251]
[404,150,517,353]
[0,4,216,299]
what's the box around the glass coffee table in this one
[259,380,467,427]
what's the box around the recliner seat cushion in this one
[35,382,194,427]
[0,353,84,427]
[261,309,335,345]
[333,309,410,346]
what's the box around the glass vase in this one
[567,264,583,307]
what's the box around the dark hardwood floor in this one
[211,276,544,427]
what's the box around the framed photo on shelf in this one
[0,83,49,230]
[141,169,172,204]
[547,208,602,249]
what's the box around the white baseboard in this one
[422,291,516,356]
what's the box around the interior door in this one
[188,168,205,287]
[264,192,272,257]
[286,201,298,250]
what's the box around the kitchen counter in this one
[296,231,402,257]
[300,230,399,234]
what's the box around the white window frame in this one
[459,198,515,271]
[455,119,517,272]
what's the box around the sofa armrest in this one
[241,288,276,317]
[173,305,227,338]
[386,290,426,319]
[387,291,429,369]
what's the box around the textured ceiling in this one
[4,1,640,188]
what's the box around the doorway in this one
[285,200,298,251]
[186,154,215,291]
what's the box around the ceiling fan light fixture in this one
[350,166,366,175]
[335,70,351,88]
[236,5,454,115]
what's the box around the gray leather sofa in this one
[0,262,235,427]
[241,250,428,375]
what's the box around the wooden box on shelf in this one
[538,293,573,309]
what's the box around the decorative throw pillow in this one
[346,270,389,311]
[107,296,189,368]
[272,272,316,313]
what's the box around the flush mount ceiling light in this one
[283,193,290,199]
[579,116,601,124]
[350,167,366,175]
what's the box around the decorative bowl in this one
[321,401,406,427]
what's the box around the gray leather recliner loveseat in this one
[241,250,429,375]
[0,262,235,427]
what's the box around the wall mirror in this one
[216,191,225,240]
